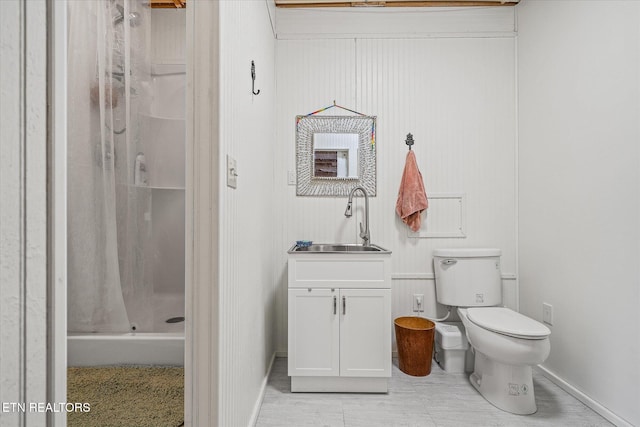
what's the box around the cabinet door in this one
[339,288,391,378]
[288,288,339,376]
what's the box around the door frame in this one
[48,1,220,425]
[184,1,220,425]
[48,0,68,425]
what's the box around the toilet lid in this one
[466,307,551,339]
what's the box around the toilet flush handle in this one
[441,259,457,265]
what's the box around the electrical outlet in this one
[413,294,424,312]
[543,302,553,325]
[287,170,296,185]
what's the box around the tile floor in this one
[256,358,613,427]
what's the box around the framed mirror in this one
[296,115,376,196]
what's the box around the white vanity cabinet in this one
[287,250,392,392]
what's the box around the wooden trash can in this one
[394,316,435,377]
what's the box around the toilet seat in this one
[466,307,550,340]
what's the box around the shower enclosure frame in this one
[48,1,221,425]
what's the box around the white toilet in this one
[433,248,551,415]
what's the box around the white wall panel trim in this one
[276,6,516,39]
[391,273,516,280]
[408,193,466,239]
[278,31,517,40]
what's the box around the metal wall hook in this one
[405,133,414,150]
[251,60,260,95]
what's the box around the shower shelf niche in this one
[139,114,185,189]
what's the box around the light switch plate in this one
[227,155,237,189]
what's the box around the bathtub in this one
[67,332,184,366]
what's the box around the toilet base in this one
[469,351,537,415]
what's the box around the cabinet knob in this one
[342,296,346,315]
[333,296,337,315]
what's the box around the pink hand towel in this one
[396,151,428,232]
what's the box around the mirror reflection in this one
[295,115,376,197]
[313,133,359,179]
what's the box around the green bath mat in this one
[67,366,183,427]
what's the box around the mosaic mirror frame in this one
[295,115,377,197]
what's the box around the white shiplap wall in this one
[151,9,186,64]
[275,9,517,353]
[218,1,277,426]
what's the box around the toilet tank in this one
[433,248,502,307]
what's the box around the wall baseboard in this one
[248,352,276,427]
[535,365,633,427]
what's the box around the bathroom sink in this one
[288,243,391,254]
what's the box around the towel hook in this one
[251,60,260,95]
[405,133,414,151]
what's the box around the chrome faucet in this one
[344,186,370,247]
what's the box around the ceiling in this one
[149,0,185,8]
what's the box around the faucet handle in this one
[359,222,370,244]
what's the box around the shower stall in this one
[66,0,186,366]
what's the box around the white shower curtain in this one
[67,0,150,332]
